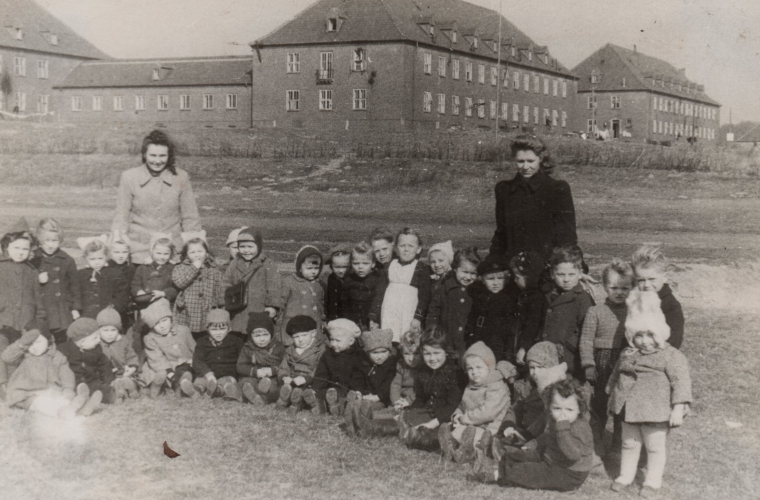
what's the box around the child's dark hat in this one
[247,312,274,335]
[286,315,317,335]
[295,245,323,277]
[477,253,510,275]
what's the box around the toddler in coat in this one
[238,312,286,405]
[138,298,195,398]
[509,251,547,365]
[279,245,325,345]
[344,242,383,331]
[439,342,512,464]
[390,329,421,411]
[324,244,351,322]
[97,308,140,403]
[108,239,136,289]
[58,318,114,404]
[351,328,398,437]
[182,309,244,400]
[607,290,691,497]
[312,318,364,417]
[132,236,178,309]
[276,315,326,414]
[72,239,129,320]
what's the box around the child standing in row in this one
[73,239,129,320]
[280,246,324,345]
[368,228,395,271]
[132,236,178,309]
[238,312,286,405]
[428,240,454,283]
[466,253,514,361]
[324,244,351,322]
[344,242,382,331]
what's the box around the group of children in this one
[0,218,691,497]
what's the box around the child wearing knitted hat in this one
[182,309,244,401]
[428,240,454,281]
[312,318,364,418]
[1,325,100,418]
[351,328,398,437]
[509,250,548,366]
[439,342,512,464]
[279,245,325,346]
[97,308,140,403]
[607,290,691,497]
[276,315,325,414]
[58,317,116,404]
[238,312,286,405]
[138,298,195,398]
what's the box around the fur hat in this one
[361,328,394,353]
[247,312,274,335]
[295,245,323,277]
[237,227,263,251]
[625,290,670,348]
[326,319,361,340]
[140,298,173,328]
[462,341,496,369]
[67,318,100,342]
[286,315,317,335]
[96,307,122,332]
[206,308,230,327]
[477,253,510,276]
[428,241,455,265]
[526,341,561,367]
[226,226,248,246]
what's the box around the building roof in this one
[574,43,720,106]
[55,57,253,89]
[253,0,575,78]
[1,0,108,60]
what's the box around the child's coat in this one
[356,351,397,406]
[142,325,196,374]
[325,272,349,322]
[100,332,139,376]
[658,284,685,349]
[409,358,466,423]
[1,338,75,408]
[131,262,178,304]
[542,284,593,374]
[224,253,282,333]
[236,336,286,379]
[31,249,77,332]
[72,266,129,319]
[277,339,326,385]
[172,259,224,332]
[370,260,432,343]
[279,273,324,342]
[58,340,115,392]
[453,368,511,434]
[427,272,474,356]
[312,343,365,398]
[390,358,417,405]
[344,270,383,331]
[0,257,46,331]
[193,334,244,379]
[466,281,516,360]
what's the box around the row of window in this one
[653,96,717,120]
[6,28,58,45]
[0,92,49,113]
[70,93,239,112]
[422,53,569,97]
[421,91,567,126]
[0,55,49,78]
[587,95,623,109]
[652,120,716,139]
[286,49,368,74]
[286,89,367,111]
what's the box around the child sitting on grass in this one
[439,342,512,464]
[428,240,454,283]
[510,251,547,365]
[183,309,243,401]
[427,247,480,357]
[351,328,398,437]
[238,312,285,405]
[398,326,466,451]
[2,325,100,418]
[473,378,594,493]
[280,246,324,345]
[312,318,363,417]
[138,298,195,398]
[630,244,685,349]
[345,242,383,331]
[389,329,421,412]
[466,253,515,361]
[542,244,593,377]
[97,308,140,403]
[607,290,691,497]
[172,237,224,341]
[276,315,325,414]
[58,317,115,404]
[324,244,351,322]
[72,239,129,320]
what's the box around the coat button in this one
[54,267,60,271]
[313,306,318,311]
[460,298,465,303]
[547,308,552,313]
[54,279,60,284]
[55,292,61,297]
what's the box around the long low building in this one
[54,56,252,128]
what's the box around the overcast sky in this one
[37,0,760,124]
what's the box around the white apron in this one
[381,260,418,343]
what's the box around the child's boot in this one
[123,378,140,399]
[455,426,478,464]
[302,389,321,415]
[414,426,440,451]
[77,390,103,417]
[475,430,492,467]
[180,377,200,399]
[276,384,292,409]
[397,413,413,444]
[205,377,218,398]
[326,387,342,416]
[344,392,359,437]
[112,378,127,405]
[58,383,90,419]
[193,377,208,397]
[242,379,265,406]
[222,379,242,402]
[469,452,498,484]
[438,423,458,461]
[149,371,167,399]
[491,436,505,464]
[288,387,303,414]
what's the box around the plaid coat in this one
[172,259,224,333]
[31,249,77,331]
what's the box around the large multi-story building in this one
[572,43,720,142]
[54,57,253,128]
[0,0,107,117]
[250,0,577,132]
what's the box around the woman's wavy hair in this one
[141,130,177,175]
[510,135,555,175]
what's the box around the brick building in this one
[0,0,107,118]
[572,44,720,142]
[54,57,252,128]
[251,0,577,132]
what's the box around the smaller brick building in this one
[572,44,720,142]
[54,57,252,128]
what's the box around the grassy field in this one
[0,123,759,499]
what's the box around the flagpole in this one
[495,0,502,135]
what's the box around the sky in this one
[37,0,760,124]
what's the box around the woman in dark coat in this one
[489,136,578,264]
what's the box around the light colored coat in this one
[279,273,324,343]
[224,253,282,333]
[112,166,202,264]
[452,369,511,434]
[2,338,75,409]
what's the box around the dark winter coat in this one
[172,259,225,333]
[514,287,547,352]
[312,343,365,398]
[489,169,577,263]
[426,272,475,356]
[100,332,139,375]
[325,272,349,322]
[72,266,129,319]
[31,249,77,331]
[370,260,433,323]
[344,270,383,331]
[192,333,245,379]
[537,418,595,472]
[236,337,286,379]
[0,258,46,331]
[658,284,685,349]
[224,253,282,333]
[356,351,398,406]
[277,338,326,385]
[542,284,593,374]
[131,262,178,304]
[58,340,115,389]
[465,281,517,361]
[499,378,547,441]
[410,358,466,423]
[109,260,136,291]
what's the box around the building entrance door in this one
[611,119,620,139]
